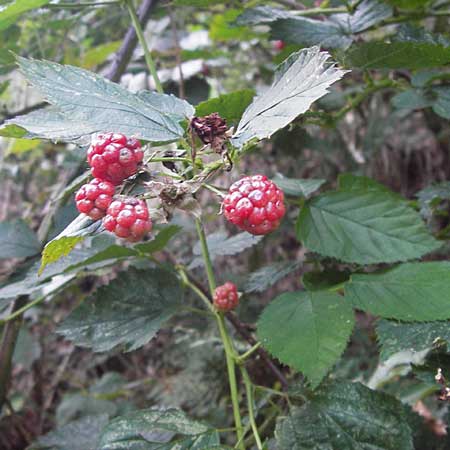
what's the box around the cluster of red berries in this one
[223,175,285,235]
[75,133,152,242]
[213,282,239,312]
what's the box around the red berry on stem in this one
[273,40,285,51]
[213,282,239,312]
[75,178,115,220]
[87,132,144,185]
[103,197,152,242]
[223,175,285,235]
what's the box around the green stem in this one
[125,0,163,93]
[216,313,245,450]
[194,219,217,294]
[241,367,263,450]
[237,342,261,364]
[194,218,245,449]
[291,6,347,15]
[148,156,192,164]
[0,295,45,325]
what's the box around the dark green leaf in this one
[0,219,41,259]
[195,89,255,125]
[243,261,300,293]
[297,189,440,264]
[235,6,291,25]
[344,41,450,70]
[346,262,450,321]
[13,328,41,370]
[337,173,393,193]
[377,319,450,361]
[270,17,353,50]
[272,176,325,197]
[58,268,184,352]
[6,57,194,144]
[257,291,355,387]
[416,182,450,218]
[30,414,108,450]
[232,47,347,148]
[97,408,220,450]
[392,89,434,112]
[0,0,49,32]
[276,381,414,450]
[302,269,350,291]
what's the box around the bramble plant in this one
[2,0,450,449]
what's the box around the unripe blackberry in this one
[103,197,152,242]
[213,282,239,312]
[87,133,144,185]
[223,175,285,235]
[75,178,115,220]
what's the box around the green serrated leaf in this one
[346,262,450,321]
[257,291,355,387]
[0,0,49,32]
[0,219,41,259]
[276,381,414,450]
[272,176,325,197]
[243,261,300,293]
[344,41,450,70]
[97,408,220,449]
[30,414,109,450]
[195,89,255,125]
[232,46,348,148]
[6,57,194,144]
[337,173,393,193]
[58,268,184,352]
[377,319,450,361]
[302,269,350,291]
[297,188,440,264]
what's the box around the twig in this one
[0,296,27,409]
[107,0,159,83]
[169,9,185,99]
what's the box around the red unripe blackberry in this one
[87,133,144,185]
[103,197,152,242]
[273,40,286,51]
[223,175,285,235]
[213,282,239,312]
[75,178,115,220]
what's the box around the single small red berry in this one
[87,133,144,185]
[273,40,286,51]
[213,282,239,312]
[103,197,152,242]
[75,178,115,220]
[222,175,285,235]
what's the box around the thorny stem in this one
[125,0,163,93]
[194,217,245,449]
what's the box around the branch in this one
[106,0,160,83]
